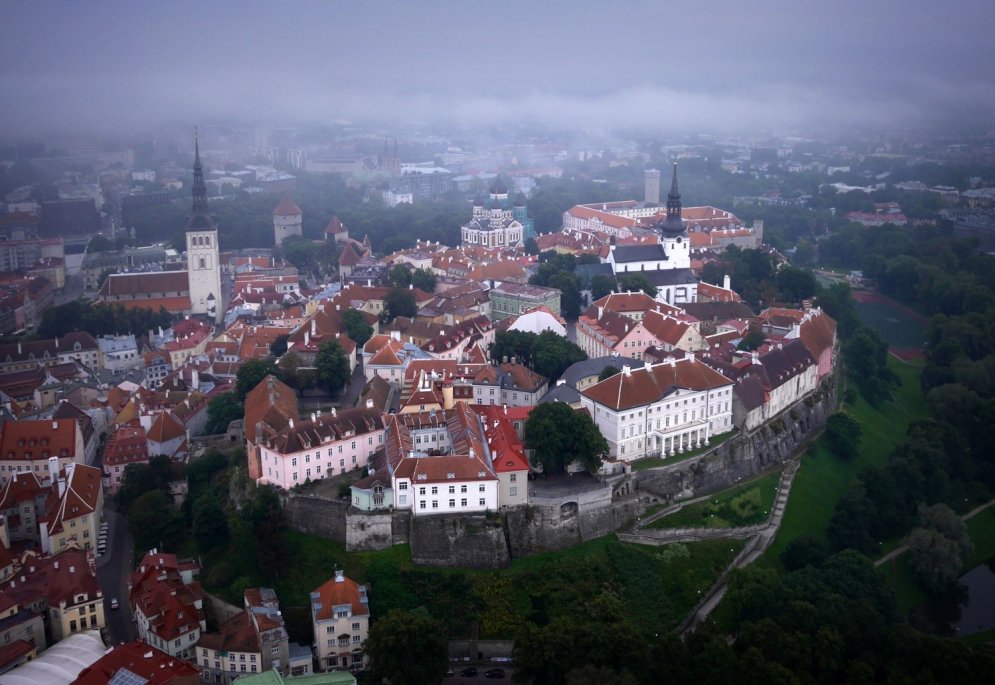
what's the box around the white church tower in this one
[272,196,302,246]
[186,130,223,324]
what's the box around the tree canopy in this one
[488,330,587,382]
[524,402,608,474]
[235,359,279,401]
[342,309,374,347]
[366,609,449,685]
[205,391,243,434]
[315,339,350,395]
[383,288,417,322]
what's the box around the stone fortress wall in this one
[282,380,836,568]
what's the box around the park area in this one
[851,290,927,360]
[648,470,782,530]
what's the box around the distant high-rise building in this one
[186,129,223,324]
[645,168,661,205]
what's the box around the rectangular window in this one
[448,486,455,494]
[399,482,408,490]
[510,486,517,496]
[479,498,486,506]
[479,485,485,492]
[449,499,455,508]
[461,498,467,507]
[352,622,360,630]
[510,473,517,483]
[460,484,467,493]
[419,500,426,509]
[419,487,425,495]
[432,501,438,509]
[431,486,438,495]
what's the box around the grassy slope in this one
[648,470,782,529]
[760,358,927,569]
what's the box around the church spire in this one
[191,127,209,215]
[666,162,681,221]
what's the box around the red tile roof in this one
[72,640,200,685]
[312,573,368,622]
[43,464,101,536]
[104,426,150,466]
[0,419,78,462]
[581,358,733,411]
[146,411,186,444]
[272,196,302,216]
[244,375,298,444]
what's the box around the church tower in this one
[186,129,223,324]
[272,196,303,246]
[658,163,690,270]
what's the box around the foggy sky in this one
[2,0,994,138]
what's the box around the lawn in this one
[852,298,926,349]
[759,358,927,569]
[647,470,782,529]
[630,430,737,472]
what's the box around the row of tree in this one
[37,299,174,339]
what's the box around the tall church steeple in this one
[666,162,681,221]
[191,127,209,215]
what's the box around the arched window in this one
[199,257,206,270]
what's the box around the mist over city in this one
[2,0,995,137]
[1,2,995,685]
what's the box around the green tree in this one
[192,495,229,552]
[532,330,587,382]
[411,267,437,293]
[780,534,831,571]
[776,266,817,302]
[598,365,620,382]
[116,456,174,513]
[205,391,243,434]
[235,360,278,401]
[524,402,608,474]
[86,235,113,252]
[388,264,412,288]
[590,275,617,301]
[383,288,417,322]
[825,411,861,460]
[366,609,448,685]
[128,490,184,552]
[617,273,657,299]
[269,334,289,358]
[315,339,350,395]
[524,237,539,255]
[342,309,374,347]
[737,330,765,351]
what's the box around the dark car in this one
[485,669,506,679]
[460,667,478,678]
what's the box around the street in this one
[96,502,137,644]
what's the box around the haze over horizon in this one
[3,0,994,139]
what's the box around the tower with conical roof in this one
[186,128,223,324]
[272,196,303,245]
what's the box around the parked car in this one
[459,667,478,678]
[484,668,506,679]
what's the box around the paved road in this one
[96,502,137,644]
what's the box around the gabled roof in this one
[99,271,189,297]
[146,411,185,444]
[42,464,101,536]
[611,244,667,263]
[581,358,733,412]
[244,375,298,443]
[642,309,694,346]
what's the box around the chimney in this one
[48,455,59,483]
[311,319,316,335]
[751,351,761,365]
[334,569,344,583]
[366,398,374,409]
[723,274,731,290]
[622,364,631,376]
[52,420,58,430]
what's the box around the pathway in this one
[618,460,801,635]
[874,497,995,568]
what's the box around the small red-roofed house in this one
[311,571,369,671]
[474,405,531,507]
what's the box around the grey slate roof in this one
[560,355,641,388]
[537,383,581,405]
[643,268,698,286]
[612,245,667,262]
